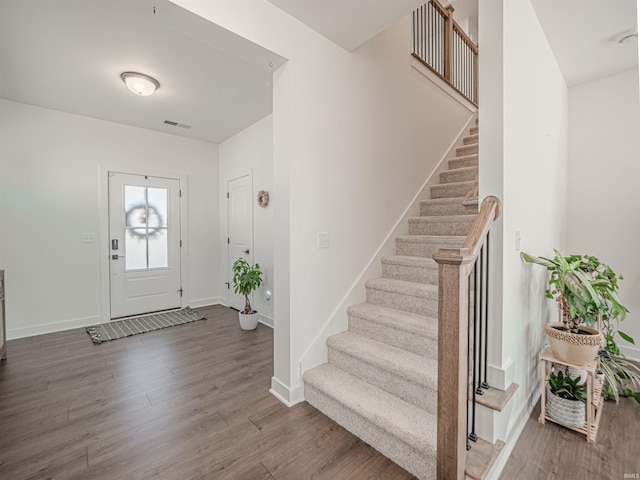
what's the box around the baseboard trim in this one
[620,344,640,361]
[485,389,542,480]
[270,376,303,407]
[189,297,224,308]
[7,314,102,340]
[259,313,274,328]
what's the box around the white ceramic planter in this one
[238,311,259,330]
[547,389,585,428]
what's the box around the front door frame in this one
[99,164,189,323]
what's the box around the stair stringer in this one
[298,115,477,387]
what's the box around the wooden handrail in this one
[433,195,502,479]
[463,195,501,258]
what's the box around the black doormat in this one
[86,307,207,344]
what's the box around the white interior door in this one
[109,172,181,319]
[227,174,253,311]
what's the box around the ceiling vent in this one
[163,120,192,129]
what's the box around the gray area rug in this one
[86,307,206,344]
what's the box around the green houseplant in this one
[232,258,263,330]
[547,369,587,428]
[521,250,608,365]
[522,250,639,402]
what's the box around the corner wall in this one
[0,99,220,338]
[172,0,473,404]
[479,0,569,472]
[219,115,274,326]
[567,69,640,360]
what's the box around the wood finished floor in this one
[0,305,415,480]
[3,305,639,480]
[502,394,640,479]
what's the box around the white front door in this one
[227,174,253,311]
[109,172,182,319]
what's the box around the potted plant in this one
[520,250,617,365]
[232,258,263,330]
[547,369,586,428]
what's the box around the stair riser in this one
[470,126,478,135]
[395,239,464,258]
[328,348,437,413]
[449,156,478,169]
[348,315,437,359]
[382,263,438,285]
[463,135,479,145]
[431,182,474,199]
[440,168,477,184]
[409,220,474,236]
[366,288,438,317]
[420,202,473,216]
[304,384,435,480]
[456,144,478,156]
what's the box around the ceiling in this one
[531,0,638,86]
[1,0,636,147]
[0,0,286,144]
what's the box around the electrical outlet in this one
[515,230,522,251]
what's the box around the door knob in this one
[243,249,250,254]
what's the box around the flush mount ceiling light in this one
[120,72,160,96]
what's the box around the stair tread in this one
[396,234,465,242]
[366,277,438,296]
[381,255,437,268]
[328,331,438,386]
[348,302,438,338]
[431,180,475,188]
[420,197,466,205]
[303,363,437,454]
[443,165,478,174]
[409,214,477,223]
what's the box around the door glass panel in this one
[148,188,168,227]
[125,232,147,270]
[123,185,170,270]
[149,228,168,268]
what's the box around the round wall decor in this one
[257,190,270,207]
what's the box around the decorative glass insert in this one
[124,185,169,270]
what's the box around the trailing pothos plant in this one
[522,249,639,404]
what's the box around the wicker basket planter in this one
[545,322,603,366]
[547,388,585,428]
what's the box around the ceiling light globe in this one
[121,72,160,96]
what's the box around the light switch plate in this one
[317,232,329,248]
[83,233,96,243]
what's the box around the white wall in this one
[479,0,569,463]
[0,99,220,338]
[172,0,473,404]
[567,69,640,360]
[219,115,274,326]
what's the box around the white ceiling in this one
[1,0,636,147]
[266,0,427,51]
[0,0,286,144]
[531,0,638,86]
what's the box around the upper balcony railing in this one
[412,1,478,106]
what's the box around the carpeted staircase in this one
[303,121,479,479]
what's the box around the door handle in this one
[111,254,126,260]
[243,249,250,254]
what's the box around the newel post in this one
[433,247,474,480]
